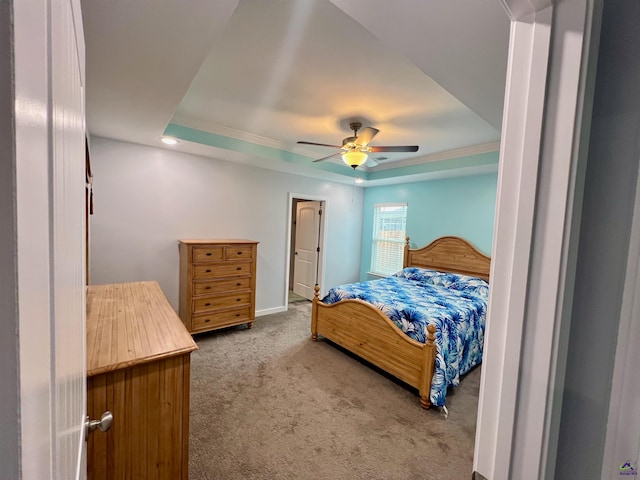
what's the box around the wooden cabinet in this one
[179,239,258,334]
[86,281,197,480]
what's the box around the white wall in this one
[554,1,640,477]
[88,136,364,313]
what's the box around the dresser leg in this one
[247,322,254,329]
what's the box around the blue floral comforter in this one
[321,267,489,407]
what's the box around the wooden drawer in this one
[191,306,251,332]
[192,246,224,263]
[225,245,253,260]
[193,277,251,296]
[193,262,253,279]
[192,292,251,314]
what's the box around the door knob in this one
[85,411,113,440]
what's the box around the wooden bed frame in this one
[311,236,491,409]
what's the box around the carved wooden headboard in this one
[403,236,491,281]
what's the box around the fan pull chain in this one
[352,176,356,203]
[351,171,361,203]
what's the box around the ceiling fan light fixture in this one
[299,122,418,166]
[342,150,368,169]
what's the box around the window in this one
[370,203,408,276]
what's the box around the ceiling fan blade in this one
[369,145,419,153]
[297,141,342,148]
[364,157,378,168]
[312,152,342,163]
[355,127,379,146]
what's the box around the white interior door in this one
[13,0,87,478]
[293,201,322,300]
[51,0,87,478]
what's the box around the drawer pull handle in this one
[206,253,212,256]
[236,283,241,286]
[205,319,210,323]
[236,313,240,317]
[237,252,243,255]
[236,298,241,302]
[206,269,211,273]
[236,267,242,271]
[205,303,211,306]
[205,286,211,290]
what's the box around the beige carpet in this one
[189,301,480,480]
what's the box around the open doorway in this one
[285,193,328,307]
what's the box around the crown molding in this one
[169,115,290,151]
[169,116,501,172]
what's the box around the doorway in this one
[286,194,328,306]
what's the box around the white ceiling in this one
[81,0,510,185]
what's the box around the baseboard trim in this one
[472,471,488,480]
[256,305,287,317]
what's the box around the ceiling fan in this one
[297,122,419,169]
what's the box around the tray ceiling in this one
[82,0,509,185]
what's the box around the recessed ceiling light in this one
[160,136,179,145]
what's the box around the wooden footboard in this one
[312,286,437,409]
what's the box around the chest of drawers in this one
[179,239,258,334]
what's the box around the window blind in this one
[370,203,408,276]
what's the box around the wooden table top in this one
[86,281,198,377]
[178,239,259,245]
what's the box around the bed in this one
[311,236,490,409]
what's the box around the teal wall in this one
[360,172,498,280]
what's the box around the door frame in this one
[284,193,328,309]
[474,0,600,478]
